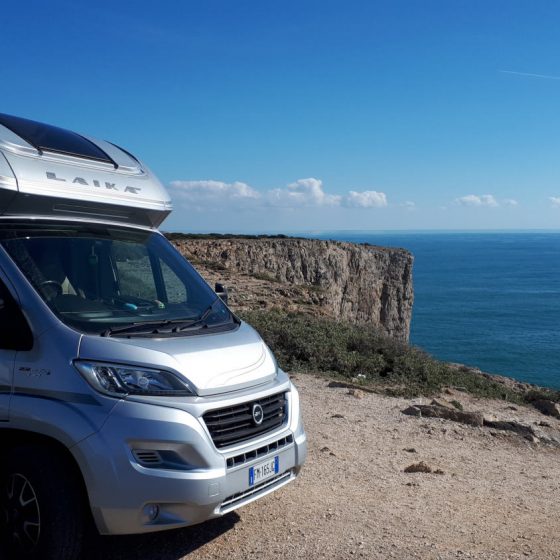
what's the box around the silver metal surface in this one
[0,114,307,536]
[0,120,172,227]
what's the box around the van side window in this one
[0,280,33,351]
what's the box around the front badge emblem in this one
[252,403,264,426]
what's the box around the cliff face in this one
[169,236,414,341]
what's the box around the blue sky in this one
[3,1,560,232]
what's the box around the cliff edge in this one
[168,235,414,341]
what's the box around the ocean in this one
[313,232,560,389]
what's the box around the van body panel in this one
[0,152,17,214]
[0,266,16,421]
[71,379,306,535]
[78,322,277,397]
[0,352,13,422]
[0,151,171,227]
[81,136,142,173]
[8,326,119,446]
[0,114,306,542]
[0,116,172,227]
[0,123,37,155]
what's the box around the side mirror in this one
[215,283,229,305]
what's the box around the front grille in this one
[203,392,287,449]
[226,434,294,469]
[220,470,293,512]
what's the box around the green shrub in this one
[240,309,526,401]
[450,400,464,411]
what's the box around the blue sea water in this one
[312,232,560,389]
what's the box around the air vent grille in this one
[132,450,163,466]
[226,434,294,469]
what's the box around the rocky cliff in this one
[168,235,414,341]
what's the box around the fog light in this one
[143,503,160,522]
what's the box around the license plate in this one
[249,456,279,486]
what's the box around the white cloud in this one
[343,190,388,208]
[455,194,499,207]
[503,198,519,207]
[400,201,416,209]
[267,178,341,207]
[169,180,260,206]
[169,177,389,211]
[550,197,560,208]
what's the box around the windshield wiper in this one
[101,317,197,337]
[100,300,220,337]
[170,301,218,333]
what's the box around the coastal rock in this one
[532,399,560,419]
[482,419,537,438]
[401,404,484,427]
[402,405,422,417]
[169,236,414,341]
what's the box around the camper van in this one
[0,114,307,559]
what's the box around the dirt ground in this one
[88,374,560,560]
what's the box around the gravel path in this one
[89,374,560,560]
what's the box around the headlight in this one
[74,361,195,397]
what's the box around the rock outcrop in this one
[168,235,414,341]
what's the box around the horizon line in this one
[164,227,560,235]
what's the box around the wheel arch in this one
[0,428,92,514]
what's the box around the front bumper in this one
[72,381,307,535]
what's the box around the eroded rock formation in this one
[169,236,414,341]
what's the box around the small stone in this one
[348,388,365,399]
[331,413,345,419]
[402,406,422,417]
[403,447,417,453]
[404,461,432,474]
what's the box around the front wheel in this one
[0,445,86,560]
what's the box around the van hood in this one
[78,321,277,396]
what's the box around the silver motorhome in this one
[0,114,307,559]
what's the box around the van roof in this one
[0,113,172,228]
[0,113,116,165]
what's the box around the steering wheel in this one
[40,280,64,299]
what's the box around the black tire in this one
[0,444,86,560]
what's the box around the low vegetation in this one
[240,309,560,404]
[166,232,296,241]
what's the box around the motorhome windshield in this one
[0,221,235,337]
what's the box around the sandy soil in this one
[89,374,560,560]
